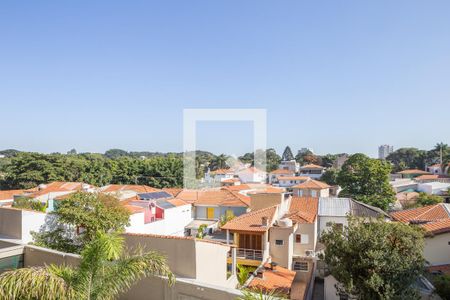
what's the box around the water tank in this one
[277,218,293,227]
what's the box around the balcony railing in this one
[229,248,263,261]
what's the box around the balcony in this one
[228,248,263,261]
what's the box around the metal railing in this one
[229,248,263,261]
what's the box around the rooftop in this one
[285,197,318,224]
[221,205,277,232]
[398,169,430,175]
[293,179,330,190]
[248,263,296,296]
[300,164,324,170]
[390,203,450,223]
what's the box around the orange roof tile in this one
[398,169,430,175]
[221,205,277,232]
[390,204,450,223]
[300,164,324,169]
[25,182,95,198]
[248,264,296,295]
[415,174,449,180]
[422,219,450,235]
[101,184,159,193]
[285,197,318,224]
[293,179,330,190]
[166,198,189,207]
[210,168,234,175]
[0,190,25,201]
[224,184,252,191]
[221,178,240,183]
[247,187,285,194]
[162,188,183,197]
[176,189,249,207]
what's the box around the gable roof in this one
[300,164,324,170]
[415,174,449,180]
[175,189,250,207]
[221,205,277,232]
[248,263,296,295]
[101,184,159,194]
[390,203,450,223]
[293,179,330,189]
[25,182,95,198]
[285,197,318,224]
[0,190,25,201]
[421,219,450,235]
[277,176,310,181]
[210,168,233,175]
[318,197,389,218]
[270,169,295,175]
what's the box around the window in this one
[275,239,284,245]
[293,261,308,272]
[295,234,301,243]
[311,190,317,197]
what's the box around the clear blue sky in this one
[1,1,449,157]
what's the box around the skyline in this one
[1,1,450,157]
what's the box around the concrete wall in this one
[24,245,80,268]
[195,240,230,286]
[293,221,317,257]
[318,216,347,238]
[120,276,241,300]
[424,232,450,266]
[0,207,22,239]
[269,226,294,269]
[124,234,197,279]
[195,206,246,220]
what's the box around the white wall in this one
[21,210,48,244]
[126,205,192,236]
[318,216,347,238]
[424,232,450,266]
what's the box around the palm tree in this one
[237,288,285,299]
[0,232,174,300]
[210,154,230,170]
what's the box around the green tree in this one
[209,154,230,170]
[33,192,130,253]
[426,142,450,167]
[12,197,47,212]
[237,289,285,300]
[321,168,338,186]
[295,150,321,165]
[0,232,174,300]
[281,146,294,161]
[415,192,443,207]
[337,153,395,210]
[386,148,427,172]
[237,264,251,287]
[320,217,425,300]
[104,148,129,159]
[432,274,450,300]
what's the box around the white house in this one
[268,169,295,184]
[279,160,299,173]
[237,167,267,184]
[277,176,309,188]
[124,191,193,237]
[204,168,235,185]
[299,164,325,179]
[418,181,450,195]
[292,179,330,197]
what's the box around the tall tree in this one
[320,217,425,300]
[209,154,230,170]
[337,153,395,210]
[386,148,427,172]
[281,146,294,161]
[0,232,174,300]
[33,192,131,253]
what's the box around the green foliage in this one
[33,192,130,253]
[281,146,294,161]
[386,148,427,172]
[12,197,47,212]
[209,154,230,170]
[196,224,208,239]
[220,211,235,226]
[415,192,443,207]
[320,217,426,300]
[337,153,395,210]
[0,152,184,189]
[237,264,251,287]
[239,149,281,172]
[0,232,174,300]
[432,274,450,300]
[295,150,320,165]
[321,168,338,186]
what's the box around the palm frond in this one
[0,267,75,300]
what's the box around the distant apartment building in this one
[378,144,394,159]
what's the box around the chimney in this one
[261,217,268,227]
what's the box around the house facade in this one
[299,164,325,179]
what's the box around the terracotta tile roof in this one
[247,187,285,194]
[422,219,450,235]
[427,264,450,275]
[175,189,249,207]
[285,197,318,224]
[221,178,240,183]
[238,167,267,174]
[293,179,330,190]
[398,169,430,175]
[270,169,294,174]
[390,204,450,223]
[123,204,146,213]
[26,182,95,198]
[166,198,189,207]
[224,184,252,191]
[300,164,324,170]
[248,264,296,295]
[101,184,159,193]
[415,174,449,180]
[0,190,25,201]
[162,188,183,197]
[221,205,277,232]
[277,176,310,181]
